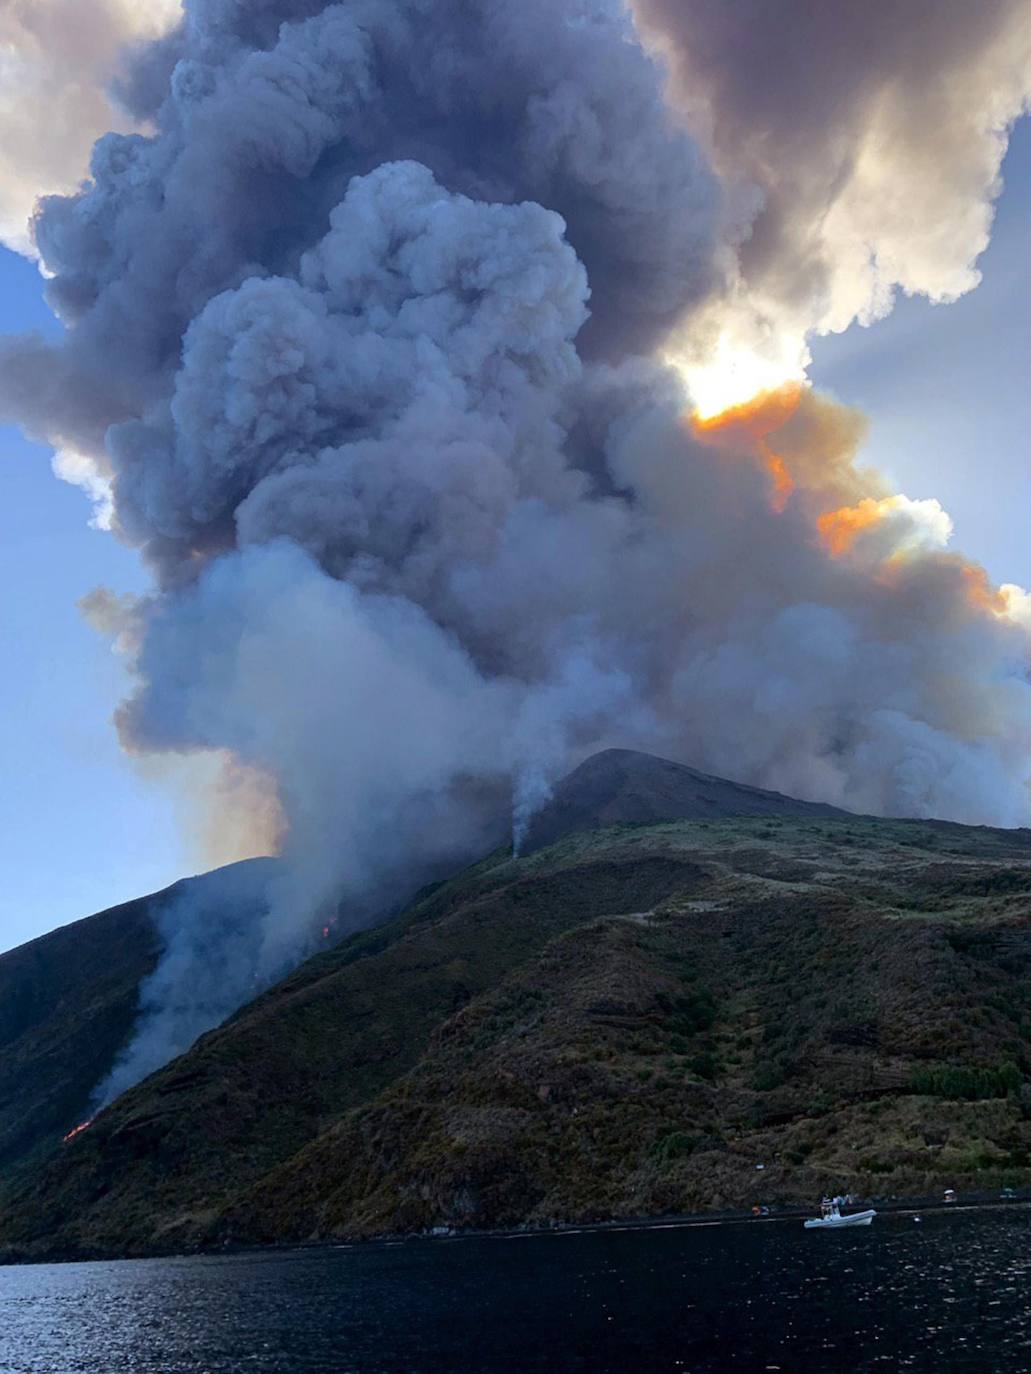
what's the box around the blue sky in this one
[0,120,1029,954]
[810,119,1031,590]
[0,253,190,954]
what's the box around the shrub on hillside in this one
[909,1062,1023,1101]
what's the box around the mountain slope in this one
[0,843,703,1256]
[4,797,1031,1259]
[0,859,273,1177]
[226,816,1031,1242]
[0,746,824,1197]
[0,890,160,1174]
[523,749,847,852]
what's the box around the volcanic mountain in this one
[523,748,846,852]
[2,750,1031,1261]
[0,748,837,1175]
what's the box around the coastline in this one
[3,1189,1028,1269]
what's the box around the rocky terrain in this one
[2,754,1031,1260]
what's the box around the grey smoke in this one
[2,1,1031,1103]
[632,0,1031,369]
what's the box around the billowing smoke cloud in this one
[632,0,1031,408]
[3,0,1031,1099]
[0,0,182,252]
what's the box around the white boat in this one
[804,1207,876,1229]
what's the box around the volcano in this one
[2,750,1031,1261]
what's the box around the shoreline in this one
[377,1192,1031,1246]
[3,1190,1028,1270]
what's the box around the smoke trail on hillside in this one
[2,0,1031,1098]
[94,859,274,1107]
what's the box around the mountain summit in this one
[524,749,846,852]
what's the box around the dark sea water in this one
[1,1207,1029,1373]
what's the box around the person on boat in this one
[820,1196,832,1218]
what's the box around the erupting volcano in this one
[1,0,1030,1107]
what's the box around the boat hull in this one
[803,1210,876,1229]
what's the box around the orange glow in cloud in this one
[819,492,956,565]
[691,384,803,512]
[959,564,1009,616]
[873,551,1013,623]
[818,497,890,557]
[764,454,794,514]
[201,753,286,868]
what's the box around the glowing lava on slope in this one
[62,1119,94,1144]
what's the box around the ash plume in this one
[633,0,1031,387]
[2,0,1031,1099]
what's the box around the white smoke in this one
[0,0,182,254]
[94,858,273,1107]
[633,0,1031,407]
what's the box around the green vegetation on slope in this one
[4,813,1031,1258]
[0,844,704,1257]
[0,891,161,1173]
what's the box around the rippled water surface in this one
[2,1207,1029,1372]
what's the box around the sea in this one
[1,1206,1028,1373]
